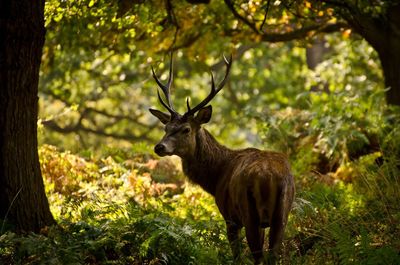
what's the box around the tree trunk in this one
[306,38,330,93]
[345,3,400,106]
[377,38,400,106]
[0,1,55,232]
[380,4,400,106]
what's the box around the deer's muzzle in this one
[154,142,173,156]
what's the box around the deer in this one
[149,54,295,264]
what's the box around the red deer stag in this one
[149,54,295,264]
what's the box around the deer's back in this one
[215,148,294,226]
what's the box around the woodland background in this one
[0,0,400,264]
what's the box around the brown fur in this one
[181,128,295,264]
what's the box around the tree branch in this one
[224,0,348,43]
[260,22,348,43]
[321,0,389,52]
[224,0,260,34]
[85,107,149,128]
[260,0,271,31]
[168,32,202,52]
[321,0,357,11]
[41,99,156,142]
[42,119,156,142]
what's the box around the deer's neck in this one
[181,128,232,196]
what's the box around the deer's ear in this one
[149,108,170,124]
[194,105,212,124]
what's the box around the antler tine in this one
[185,54,233,117]
[186,97,191,112]
[157,89,175,115]
[216,54,232,91]
[152,53,177,117]
[165,53,174,107]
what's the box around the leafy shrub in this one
[0,202,231,265]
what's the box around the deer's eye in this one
[182,127,191,134]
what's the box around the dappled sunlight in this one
[2,0,400,264]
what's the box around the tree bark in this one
[340,3,400,105]
[360,19,400,106]
[0,0,55,232]
[377,36,400,106]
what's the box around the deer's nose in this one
[154,143,166,155]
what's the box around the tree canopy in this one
[39,0,397,151]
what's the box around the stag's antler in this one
[152,54,233,119]
[151,53,178,119]
[184,54,233,117]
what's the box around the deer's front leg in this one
[226,220,242,262]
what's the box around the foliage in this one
[3,0,397,264]
[39,0,391,152]
[3,112,400,263]
[250,37,384,176]
[0,209,226,265]
[2,145,234,264]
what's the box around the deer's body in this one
[182,128,295,263]
[149,54,295,264]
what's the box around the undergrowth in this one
[1,146,236,265]
[1,108,400,264]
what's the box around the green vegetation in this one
[2,98,400,263]
[2,0,400,264]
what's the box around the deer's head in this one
[149,54,232,157]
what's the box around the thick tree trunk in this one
[345,3,400,106]
[377,39,400,106]
[0,1,55,232]
[380,4,400,106]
